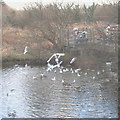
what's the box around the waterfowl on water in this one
[51,77,56,81]
[8,110,16,118]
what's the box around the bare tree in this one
[83,2,97,22]
[73,5,81,22]
[22,2,77,51]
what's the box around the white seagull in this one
[77,73,81,77]
[74,69,81,73]
[102,69,105,72]
[70,68,74,73]
[40,73,47,79]
[47,53,65,63]
[73,80,76,83]
[23,46,28,54]
[62,80,64,83]
[106,79,110,82]
[33,76,37,79]
[47,63,55,71]
[51,77,56,81]
[14,64,18,67]
[97,71,100,75]
[25,64,28,67]
[65,68,69,72]
[106,62,112,65]
[84,72,87,75]
[70,57,76,64]
[63,68,69,72]
[59,69,63,74]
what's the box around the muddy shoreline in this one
[2,55,117,72]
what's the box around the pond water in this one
[1,65,118,118]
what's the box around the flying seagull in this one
[23,46,28,54]
[70,57,76,64]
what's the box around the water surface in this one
[1,65,118,118]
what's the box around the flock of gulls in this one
[22,46,115,85]
[6,46,116,118]
[38,53,114,84]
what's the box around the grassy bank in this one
[2,27,117,70]
[2,53,51,67]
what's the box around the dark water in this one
[1,65,118,118]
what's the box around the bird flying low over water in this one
[47,63,56,71]
[47,53,65,63]
[70,57,76,64]
[46,53,65,72]
[54,61,63,68]
[23,46,28,54]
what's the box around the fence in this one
[59,27,118,54]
